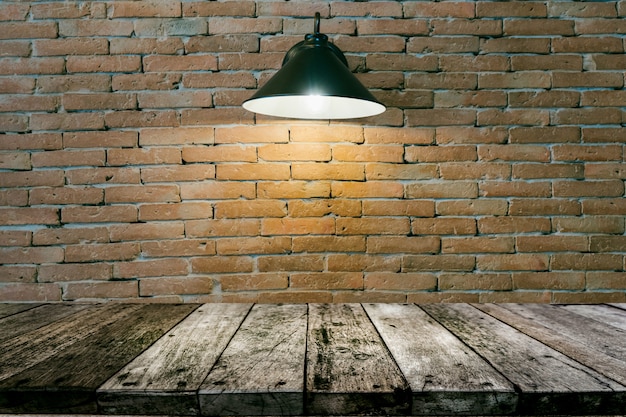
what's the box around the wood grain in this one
[364,303,516,415]
[0,304,197,414]
[0,303,40,319]
[476,303,626,387]
[98,303,250,416]
[306,303,411,416]
[562,304,626,331]
[423,303,626,415]
[0,303,88,344]
[199,304,307,416]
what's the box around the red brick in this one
[511,54,583,71]
[365,163,436,181]
[66,168,140,185]
[107,147,181,166]
[220,273,287,292]
[583,199,626,216]
[1,170,64,187]
[0,152,30,170]
[405,145,476,163]
[64,131,137,148]
[0,114,28,132]
[412,218,476,235]
[140,276,213,297]
[290,125,364,143]
[140,127,213,146]
[292,236,365,253]
[142,165,215,183]
[367,236,439,254]
[143,55,217,72]
[209,17,282,34]
[404,255,475,272]
[551,253,623,271]
[552,36,623,53]
[586,272,626,290]
[331,2,403,17]
[114,258,188,279]
[0,207,59,226]
[33,227,109,246]
[217,237,291,255]
[440,273,512,291]
[185,219,259,238]
[366,54,438,72]
[437,199,508,216]
[504,19,574,35]
[333,144,403,162]
[478,216,551,234]
[477,254,549,271]
[442,237,513,254]
[0,190,28,207]
[259,143,331,161]
[358,19,428,35]
[180,182,255,200]
[142,239,216,257]
[0,266,36,283]
[405,2,474,17]
[513,272,585,290]
[408,36,479,53]
[30,187,103,206]
[337,218,410,235]
[192,256,254,273]
[0,76,35,93]
[214,200,286,218]
[64,281,138,300]
[105,185,180,204]
[0,95,58,113]
[139,202,213,221]
[105,110,179,129]
[111,1,181,17]
[477,2,547,17]
[554,144,622,162]
[513,163,583,180]
[0,4,29,20]
[31,2,106,19]
[510,126,581,144]
[113,73,181,91]
[479,181,551,198]
[258,181,330,199]
[182,145,256,163]
[517,236,589,253]
[407,109,476,127]
[0,230,30,247]
[30,113,105,131]
[481,38,550,54]
[508,198,581,216]
[554,180,624,197]
[261,218,335,235]
[478,144,550,162]
[59,20,134,37]
[61,205,137,224]
[34,38,108,57]
[432,18,501,36]
[328,254,401,272]
[436,127,508,145]
[0,283,61,302]
[109,222,185,242]
[183,1,256,17]
[63,93,136,111]
[289,199,362,218]
[0,22,57,39]
[39,263,111,283]
[553,216,624,234]
[290,272,363,290]
[0,57,65,75]
[37,74,111,93]
[0,40,30,57]
[31,150,105,167]
[65,242,139,263]
[407,181,478,199]
[0,246,64,264]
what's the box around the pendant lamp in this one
[242,13,386,120]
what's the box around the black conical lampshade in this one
[243,14,385,120]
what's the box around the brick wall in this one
[1,1,625,304]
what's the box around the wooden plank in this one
[0,303,144,382]
[98,303,251,416]
[423,303,626,415]
[199,304,307,416]
[0,303,40,319]
[0,304,89,344]
[476,303,626,386]
[0,304,197,414]
[562,304,626,331]
[364,303,516,415]
[305,303,411,416]
[501,303,626,361]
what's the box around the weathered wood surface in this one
[423,303,626,415]
[0,304,197,414]
[306,303,411,415]
[476,303,626,387]
[364,303,516,415]
[199,304,308,416]
[563,303,626,331]
[0,303,40,319]
[98,303,250,415]
[0,302,624,416]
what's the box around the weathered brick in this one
[261,218,335,236]
[290,272,363,290]
[220,274,287,292]
[65,242,140,263]
[337,217,410,235]
[109,222,185,242]
[439,273,512,291]
[403,254,475,272]
[217,236,291,255]
[513,272,585,290]
[140,276,212,296]
[64,281,138,300]
[289,199,362,218]
[0,283,61,302]
[66,168,140,185]
[139,202,213,221]
[0,265,36,283]
[367,236,440,254]
[328,254,401,272]
[185,219,259,238]
[61,205,138,224]
[0,207,59,226]
[39,263,111,282]
[292,236,365,253]
[477,254,549,271]
[259,254,324,272]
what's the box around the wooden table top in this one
[0,302,624,416]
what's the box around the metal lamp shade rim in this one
[243,40,385,120]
